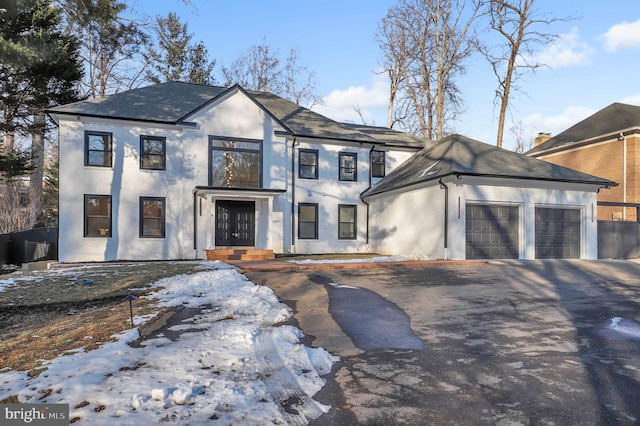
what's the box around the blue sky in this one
[131,0,640,151]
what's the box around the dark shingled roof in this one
[48,81,426,148]
[527,103,640,156]
[362,134,616,198]
[48,82,228,123]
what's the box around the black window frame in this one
[338,204,357,240]
[298,203,319,239]
[371,150,385,178]
[339,152,357,181]
[140,196,166,238]
[84,131,112,167]
[209,136,263,188]
[299,149,319,179]
[140,135,166,170]
[84,194,112,237]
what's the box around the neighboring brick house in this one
[527,102,638,221]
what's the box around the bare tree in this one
[376,6,411,129]
[222,40,282,93]
[377,0,480,140]
[482,0,563,148]
[222,39,320,106]
[510,119,533,153]
[282,47,323,108]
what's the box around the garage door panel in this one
[535,207,580,259]
[466,204,519,260]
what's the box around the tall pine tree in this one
[0,0,83,230]
[145,12,215,85]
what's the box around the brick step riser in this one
[205,249,274,261]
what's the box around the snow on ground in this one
[288,254,416,264]
[0,261,338,425]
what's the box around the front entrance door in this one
[215,200,255,246]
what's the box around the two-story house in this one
[47,82,422,262]
[48,82,615,262]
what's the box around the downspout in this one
[290,137,297,253]
[363,144,377,245]
[439,179,448,257]
[621,133,627,220]
[193,190,198,253]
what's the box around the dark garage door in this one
[466,204,519,259]
[535,208,580,258]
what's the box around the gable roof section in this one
[48,82,228,124]
[527,103,640,156]
[47,81,425,148]
[362,134,616,198]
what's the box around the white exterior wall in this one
[58,118,193,262]
[185,91,288,257]
[291,139,416,254]
[57,88,419,262]
[367,177,600,260]
[368,184,446,259]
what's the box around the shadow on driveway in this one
[247,260,640,425]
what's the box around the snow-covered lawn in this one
[0,261,337,425]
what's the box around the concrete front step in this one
[205,249,275,261]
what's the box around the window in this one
[140,136,166,170]
[371,151,385,178]
[140,197,165,238]
[299,149,318,179]
[298,203,318,239]
[84,195,111,237]
[338,205,357,239]
[339,152,357,181]
[85,131,112,167]
[210,137,261,188]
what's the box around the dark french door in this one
[215,200,255,246]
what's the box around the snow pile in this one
[0,262,338,425]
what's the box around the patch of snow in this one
[0,261,337,425]
[289,254,415,265]
[609,316,640,339]
[328,282,360,290]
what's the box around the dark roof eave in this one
[275,130,422,148]
[362,172,617,199]
[193,186,287,194]
[45,110,197,127]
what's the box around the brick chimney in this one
[535,132,552,146]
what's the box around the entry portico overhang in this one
[193,186,286,258]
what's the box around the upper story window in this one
[371,151,385,178]
[339,152,357,181]
[140,136,166,170]
[85,131,112,167]
[84,194,111,237]
[299,149,319,179]
[210,137,262,188]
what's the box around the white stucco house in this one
[47,82,615,262]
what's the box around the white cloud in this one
[529,27,593,68]
[621,93,640,106]
[522,105,595,138]
[313,76,389,126]
[601,19,640,52]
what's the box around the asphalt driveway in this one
[246,259,640,425]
